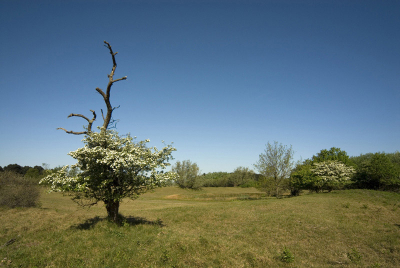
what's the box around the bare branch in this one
[87,110,97,132]
[67,113,91,122]
[95,87,106,99]
[58,41,126,136]
[104,41,117,67]
[57,128,87,135]
[58,110,96,135]
[113,76,127,83]
[101,41,127,131]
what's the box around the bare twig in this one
[57,110,96,134]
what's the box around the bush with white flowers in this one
[310,160,356,192]
[40,128,177,222]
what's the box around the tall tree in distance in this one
[172,160,202,190]
[41,41,177,223]
[254,141,295,197]
[311,147,352,165]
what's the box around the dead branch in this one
[58,41,126,135]
[100,41,127,131]
[57,110,96,135]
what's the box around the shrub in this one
[230,167,256,187]
[0,171,41,208]
[202,172,231,187]
[290,164,314,194]
[254,141,295,198]
[353,153,400,191]
[257,177,289,197]
[290,161,355,193]
[311,161,355,192]
[280,247,295,263]
[172,160,202,190]
[347,248,362,264]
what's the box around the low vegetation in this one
[0,171,41,208]
[1,187,399,267]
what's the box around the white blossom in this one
[310,160,356,191]
[40,129,178,204]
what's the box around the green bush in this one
[347,248,362,264]
[0,171,41,208]
[290,164,314,194]
[257,177,289,197]
[172,160,202,190]
[280,247,295,263]
[230,167,256,187]
[202,172,231,187]
[290,161,355,193]
[353,153,400,191]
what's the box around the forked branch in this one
[58,41,127,135]
[57,110,96,135]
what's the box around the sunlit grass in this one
[1,187,399,267]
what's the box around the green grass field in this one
[1,187,399,267]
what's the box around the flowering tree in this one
[310,161,355,192]
[40,41,177,223]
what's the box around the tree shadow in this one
[70,216,103,230]
[395,224,400,229]
[123,216,165,227]
[70,215,165,230]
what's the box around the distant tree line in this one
[171,161,260,190]
[2,146,399,204]
[172,146,400,196]
[0,163,80,182]
[0,164,45,180]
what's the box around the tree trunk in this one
[105,200,120,223]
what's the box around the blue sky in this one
[1,0,399,173]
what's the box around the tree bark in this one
[105,200,120,223]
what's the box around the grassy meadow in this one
[1,187,399,267]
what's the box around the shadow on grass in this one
[70,215,165,230]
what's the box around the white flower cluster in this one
[311,161,356,183]
[40,129,177,202]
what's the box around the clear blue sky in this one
[1,0,399,173]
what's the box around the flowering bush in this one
[310,161,356,192]
[40,128,177,222]
[290,161,355,193]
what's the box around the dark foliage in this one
[352,152,400,191]
[311,147,352,165]
[3,164,24,175]
[1,164,45,177]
